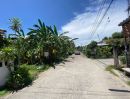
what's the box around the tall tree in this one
[9,18,23,68]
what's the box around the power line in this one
[91,0,114,39]
[127,0,130,16]
[97,17,110,41]
[90,0,114,40]
[97,34,101,41]
[89,0,107,37]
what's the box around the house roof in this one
[97,41,109,46]
[0,29,6,34]
[119,17,130,26]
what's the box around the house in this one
[0,29,6,48]
[0,29,6,39]
[119,17,130,37]
[119,17,130,72]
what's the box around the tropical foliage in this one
[82,41,112,58]
[80,32,124,60]
[1,18,75,66]
[0,18,76,90]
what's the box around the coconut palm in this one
[9,18,22,35]
[9,18,24,68]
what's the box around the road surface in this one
[97,58,114,67]
[3,55,130,99]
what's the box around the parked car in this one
[75,51,80,55]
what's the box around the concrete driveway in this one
[3,55,130,99]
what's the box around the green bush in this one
[119,56,126,64]
[21,64,50,80]
[6,67,32,90]
[96,46,112,58]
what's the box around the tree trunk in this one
[127,52,130,68]
[113,46,119,68]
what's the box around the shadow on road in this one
[109,89,130,93]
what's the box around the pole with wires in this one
[127,0,130,16]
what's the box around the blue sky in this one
[0,0,89,32]
[0,0,128,45]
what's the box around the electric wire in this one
[90,0,114,40]
[89,0,107,38]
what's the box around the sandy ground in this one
[3,55,130,99]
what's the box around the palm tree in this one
[9,18,23,68]
[9,18,22,35]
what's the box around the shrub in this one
[119,56,126,64]
[96,46,112,58]
[21,64,50,80]
[6,67,32,90]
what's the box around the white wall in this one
[0,62,10,87]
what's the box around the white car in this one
[75,51,80,55]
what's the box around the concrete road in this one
[4,55,130,99]
[96,58,114,66]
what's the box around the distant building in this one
[0,29,6,39]
[0,29,6,48]
[8,34,17,39]
[97,41,108,47]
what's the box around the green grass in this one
[105,65,118,77]
[0,88,10,97]
[21,64,50,80]
[127,81,130,86]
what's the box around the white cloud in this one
[61,0,128,46]
[89,0,103,5]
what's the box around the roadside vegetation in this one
[105,65,118,77]
[127,81,130,86]
[0,18,76,93]
[82,41,113,59]
[0,88,9,97]
[78,32,125,68]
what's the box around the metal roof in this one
[97,41,109,46]
[97,43,108,46]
